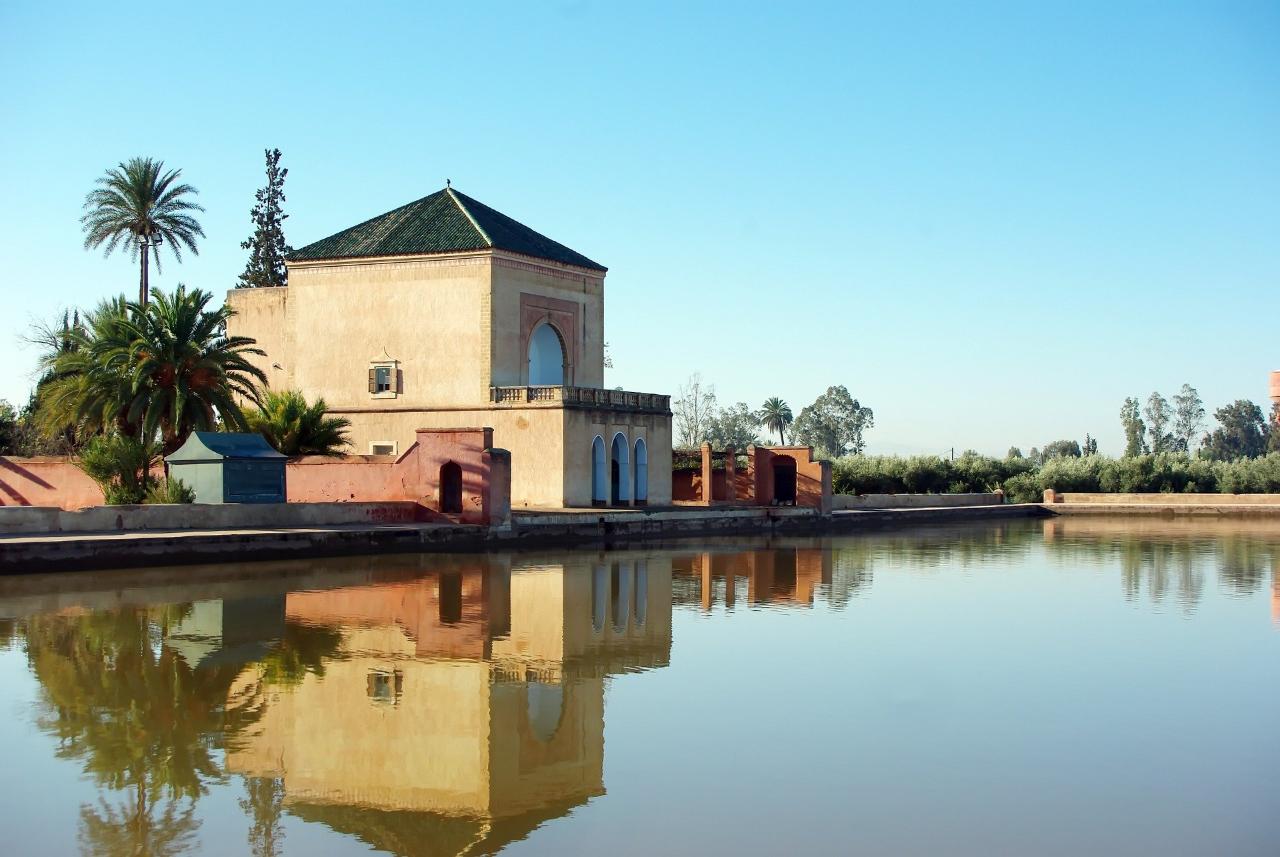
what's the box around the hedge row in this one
[832,453,1280,503]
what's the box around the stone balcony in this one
[489,385,671,414]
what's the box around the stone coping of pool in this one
[0,505,1044,574]
[1045,491,1280,505]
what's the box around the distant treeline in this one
[833,453,1280,503]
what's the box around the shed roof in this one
[288,186,606,272]
[166,432,286,463]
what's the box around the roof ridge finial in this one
[446,178,451,189]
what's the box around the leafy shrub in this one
[76,433,157,505]
[831,452,1280,501]
[143,478,195,505]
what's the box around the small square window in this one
[367,669,404,704]
[368,361,399,399]
[370,441,397,457]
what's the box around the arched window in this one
[591,563,608,632]
[526,681,564,742]
[633,438,648,503]
[591,436,607,505]
[528,322,566,386]
[440,461,463,513]
[633,560,648,626]
[611,562,632,632]
[610,432,630,505]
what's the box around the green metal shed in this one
[165,432,287,504]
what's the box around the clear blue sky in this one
[1,1,1276,456]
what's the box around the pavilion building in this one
[227,186,672,508]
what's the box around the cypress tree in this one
[237,148,291,288]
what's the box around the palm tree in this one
[35,297,138,439]
[759,397,793,445]
[246,390,352,457]
[126,285,267,453]
[82,158,205,306]
[36,286,267,454]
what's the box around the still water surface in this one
[1,518,1278,856]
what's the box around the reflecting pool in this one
[1,519,1277,856]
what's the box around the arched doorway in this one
[633,437,648,504]
[610,432,630,505]
[440,461,463,513]
[526,682,564,742]
[528,322,566,385]
[591,436,606,506]
[438,571,463,624]
[772,457,797,505]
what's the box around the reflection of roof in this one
[288,793,596,857]
[289,187,606,272]
[166,637,274,669]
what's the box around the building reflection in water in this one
[214,554,672,855]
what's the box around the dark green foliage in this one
[143,478,195,505]
[792,385,874,458]
[36,286,267,454]
[705,402,760,450]
[246,390,352,457]
[1270,403,1280,455]
[0,400,17,454]
[1201,400,1270,461]
[1041,439,1082,460]
[833,452,1280,503]
[1171,384,1205,453]
[82,157,204,305]
[1144,392,1174,453]
[1082,434,1098,456]
[77,433,158,504]
[831,453,1034,496]
[759,397,793,445]
[1120,397,1147,457]
[237,149,292,289]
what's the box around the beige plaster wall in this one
[226,249,666,509]
[332,407,565,508]
[564,410,673,507]
[226,287,291,393]
[234,253,495,408]
[227,653,495,813]
[489,254,605,388]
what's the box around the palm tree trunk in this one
[139,246,150,307]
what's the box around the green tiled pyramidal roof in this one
[288,187,606,271]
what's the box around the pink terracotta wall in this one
[671,445,831,511]
[287,427,508,526]
[2,427,511,525]
[1,457,104,510]
[750,446,831,512]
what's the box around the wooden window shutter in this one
[368,368,377,393]
[396,369,403,394]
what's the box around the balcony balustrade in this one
[489,385,671,414]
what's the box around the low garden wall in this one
[0,428,511,527]
[1044,491,1280,505]
[833,492,1003,510]
[0,501,426,535]
[0,456,107,509]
